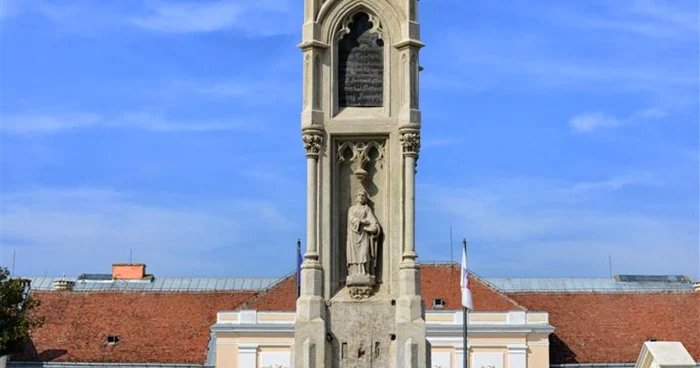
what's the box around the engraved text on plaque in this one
[338,12,384,107]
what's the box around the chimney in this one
[53,280,75,291]
[693,282,700,292]
[112,263,146,280]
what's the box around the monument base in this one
[346,274,376,300]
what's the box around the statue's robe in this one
[346,203,380,275]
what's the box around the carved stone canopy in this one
[336,11,384,41]
[337,140,385,182]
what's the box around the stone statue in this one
[346,189,381,278]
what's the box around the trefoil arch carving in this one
[319,0,402,46]
[335,11,384,42]
[337,140,386,182]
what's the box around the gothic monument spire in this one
[296,0,428,366]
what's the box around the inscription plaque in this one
[338,12,384,107]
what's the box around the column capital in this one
[400,131,420,157]
[302,129,324,158]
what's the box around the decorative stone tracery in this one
[335,11,384,41]
[337,140,386,182]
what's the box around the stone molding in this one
[217,310,552,329]
[298,40,330,51]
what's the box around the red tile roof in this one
[17,266,698,365]
[244,265,525,312]
[420,264,525,311]
[508,292,700,364]
[18,291,257,364]
[245,273,297,311]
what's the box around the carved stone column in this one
[302,128,323,264]
[296,128,326,368]
[400,129,420,264]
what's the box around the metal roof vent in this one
[53,280,75,291]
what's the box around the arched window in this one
[337,12,384,107]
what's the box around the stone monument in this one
[295,0,428,367]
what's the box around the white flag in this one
[461,241,474,310]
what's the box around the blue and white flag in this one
[296,239,302,298]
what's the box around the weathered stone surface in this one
[296,0,427,367]
[327,300,395,368]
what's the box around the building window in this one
[106,335,120,344]
[433,298,445,309]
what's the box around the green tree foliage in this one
[0,267,44,355]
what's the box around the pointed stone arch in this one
[319,0,403,46]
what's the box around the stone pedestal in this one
[346,274,376,300]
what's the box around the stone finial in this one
[302,132,324,157]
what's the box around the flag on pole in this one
[461,240,474,310]
[296,239,302,298]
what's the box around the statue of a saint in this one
[346,189,381,277]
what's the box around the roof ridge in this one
[237,272,294,310]
[471,271,529,311]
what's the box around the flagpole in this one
[462,238,469,368]
[463,306,468,368]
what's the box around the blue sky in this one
[1,0,698,279]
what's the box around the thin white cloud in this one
[1,188,298,276]
[569,107,667,133]
[543,1,698,40]
[3,0,297,36]
[171,77,297,104]
[2,111,258,134]
[624,0,698,35]
[129,0,297,35]
[565,173,663,194]
[129,2,243,33]
[417,179,698,278]
[0,0,21,19]
[429,32,696,102]
[687,149,700,162]
[421,137,463,148]
[630,107,667,120]
[2,113,102,134]
[429,1,697,99]
[569,113,621,133]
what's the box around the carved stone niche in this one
[337,12,384,108]
[336,139,386,299]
